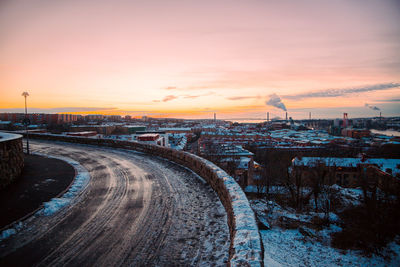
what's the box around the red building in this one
[341,128,370,139]
[137,133,160,141]
[136,133,166,146]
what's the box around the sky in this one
[1,0,399,120]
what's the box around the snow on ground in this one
[261,228,400,267]
[250,199,400,266]
[332,184,363,207]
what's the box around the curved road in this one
[0,140,229,266]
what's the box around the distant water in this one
[371,129,400,137]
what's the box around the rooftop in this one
[293,157,400,176]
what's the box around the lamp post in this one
[22,91,30,154]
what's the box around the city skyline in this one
[1,0,400,119]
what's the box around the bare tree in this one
[309,160,329,212]
[319,164,338,223]
[285,165,310,211]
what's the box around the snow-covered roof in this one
[124,125,146,128]
[200,124,217,128]
[138,133,160,138]
[293,157,400,176]
[159,127,192,131]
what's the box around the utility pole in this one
[22,91,30,154]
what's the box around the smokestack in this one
[343,113,348,128]
[286,112,288,121]
[214,113,216,121]
[267,112,269,122]
[380,112,382,119]
[309,112,311,120]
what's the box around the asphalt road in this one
[0,140,229,266]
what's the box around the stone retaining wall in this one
[27,133,262,266]
[0,133,24,189]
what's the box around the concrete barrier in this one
[27,133,262,266]
[0,132,24,189]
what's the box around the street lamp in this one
[22,91,30,154]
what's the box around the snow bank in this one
[34,153,90,216]
[190,157,262,266]
[1,228,16,240]
[0,222,23,242]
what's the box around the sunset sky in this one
[1,0,399,119]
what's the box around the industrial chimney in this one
[343,113,348,128]
[285,112,288,121]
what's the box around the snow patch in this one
[261,228,400,267]
[250,199,400,266]
[41,198,71,216]
[35,153,90,216]
[0,222,23,241]
[1,228,16,240]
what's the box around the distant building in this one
[341,128,370,139]
[85,114,104,121]
[199,142,254,186]
[0,121,12,130]
[107,115,122,121]
[291,156,400,190]
[158,127,192,134]
[70,125,116,135]
[124,125,147,134]
[0,113,79,125]
[136,133,166,146]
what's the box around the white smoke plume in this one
[284,83,400,100]
[365,103,380,111]
[266,94,287,111]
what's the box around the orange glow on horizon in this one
[1,0,399,119]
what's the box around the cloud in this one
[162,95,178,102]
[376,98,400,103]
[365,103,380,111]
[154,92,214,102]
[283,83,400,100]
[266,94,287,111]
[182,92,215,99]
[164,86,177,90]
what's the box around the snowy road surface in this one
[0,140,229,266]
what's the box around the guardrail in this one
[26,133,262,266]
